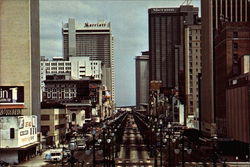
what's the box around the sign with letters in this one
[0,86,24,104]
[0,108,22,116]
[150,8,177,13]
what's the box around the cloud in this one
[40,0,201,106]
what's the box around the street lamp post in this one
[110,131,115,167]
[92,129,96,167]
[68,139,77,167]
[107,138,111,167]
[174,135,192,167]
[114,128,118,158]
[157,119,163,167]
[102,124,107,167]
[153,118,158,167]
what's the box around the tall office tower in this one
[184,23,202,129]
[148,5,199,113]
[62,18,115,102]
[201,0,250,136]
[135,51,149,111]
[0,0,40,163]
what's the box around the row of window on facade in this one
[189,42,200,47]
[189,49,201,54]
[41,114,66,121]
[189,68,201,73]
[45,88,76,92]
[41,62,71,66]
[46,92,76,99]
[9,127,37,139]
[189,35,200,41]
[45,67,71,70]
[41,124,65,134]
[189,29,200,34]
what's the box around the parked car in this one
[44,149,63,162]
[0,160,9,167]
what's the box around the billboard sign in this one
[0,116,37,148]
[0,86,24,104]
[18,116,37,147]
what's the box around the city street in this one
[116,114,153,166]
[13,113,154,167]
[12,112,250,167]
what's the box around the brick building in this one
[214,22,250,155]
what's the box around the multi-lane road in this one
[116,114,153,167]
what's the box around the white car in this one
[44,149,63,162]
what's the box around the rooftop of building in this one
[62,18,111,30]
[148,5,198,14]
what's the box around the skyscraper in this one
[148,5,198,107]
[0,0,40,163]
[62,19,115,101]
[136,51,149,111]
[184,22,202,129]
[201,0,250,136]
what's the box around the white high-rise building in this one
[40,56,102,101]
[62,18,115,102]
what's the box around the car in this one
[63,150,71,158]
[0,160,9,167]
[44,149,63,162]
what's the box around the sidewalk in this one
[13,154,49,167]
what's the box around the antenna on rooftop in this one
[182,0,192,5]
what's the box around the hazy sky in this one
[40,0,200,107]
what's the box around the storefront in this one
[0,142,39,164]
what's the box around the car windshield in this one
[51,153,61,156]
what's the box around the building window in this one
[233,54,238,60]
[52,93,57,98]
[65,93,69,98]
[41,115,50,120]
[51,63,57,66]
[72,113,76,122]
[233,32,238,38]
[233,43,238,50]
[41,126,50,136]
[10,128,15,139]
[65,63,71,66]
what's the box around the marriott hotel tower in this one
[62,18,115,102]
